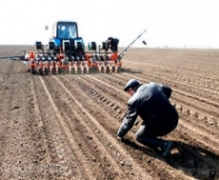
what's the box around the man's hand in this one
[117,136,123,142]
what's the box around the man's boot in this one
[161,141,174,157]
[136,136,173,157]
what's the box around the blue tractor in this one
[36,21,85,57]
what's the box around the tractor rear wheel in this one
[44,68,49,75]
[116,66,121,73]
[106,66,110,73]
[38,68,43,75]
[112,66,116,72]
[31,67,36,75]
[58,67,62,74]
[100,66,104,73]
[51,67,56,74]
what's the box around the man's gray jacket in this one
[117,82,178,137]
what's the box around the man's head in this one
[124,79,140,96]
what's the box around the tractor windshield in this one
[57,23,77,39]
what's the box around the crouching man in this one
[117,79,179,157]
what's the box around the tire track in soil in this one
[33,76,87,179]
[55,75,193,180]
[0,72,51,179]
[48,75,155,180]
[42,77,129,180]
[0,72,23,178]
[63,74,142,135]
[73,75,127,120]
[37,76,97,180]
[40,74,152,179]
[0,68,79,179]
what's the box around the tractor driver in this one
[64,25,71,38]
[107,37,119,53]
[58,25,70,38]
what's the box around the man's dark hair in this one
[124,79,140,91]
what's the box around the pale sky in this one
[0,0,219,48]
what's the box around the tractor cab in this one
[49,21,85,54]
[53,21,78,39]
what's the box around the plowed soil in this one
[0,45,219,180]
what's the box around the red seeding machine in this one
[0,21,146,75]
